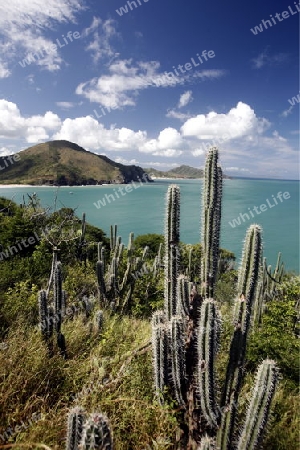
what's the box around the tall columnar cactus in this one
[80,413,113,450]
[54,261,63,333]
[197,299,220,428]
[201,147,222,298]
[164,185,180,320]
[254,252,284,325]
[110,225,117,252]
[66,407,85,450]
[237,360,279,450]
[53,261,67,357]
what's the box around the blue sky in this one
[0,0,299,178]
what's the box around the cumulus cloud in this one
[0,98,297,177]
[0,99,61,143]
[140,128,183,157]
[53,116,147,151]
[181,101,270,140]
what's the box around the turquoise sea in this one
[0,178,299,272]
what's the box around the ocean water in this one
[0,178,299,272]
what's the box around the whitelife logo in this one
[250,2,300,35]
[18,31,80,68]
[228,191,291,228]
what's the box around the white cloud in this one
[225,167,250,172]
[115,157,140,165]
[140,127,184,157]
[0,99,61,143]
[178,90,193,108]
[181,101,269,140]
[0,98,297,178]
[191,148,205,156]
[0,0,83,73]
[0,147,12,156]
[56,101,77,109]
[0,61,11,78]
[76,59,225,109]
[53,116,147,151]
[82,17,120,63]
[251,49,289,69]
[166,110,191,120]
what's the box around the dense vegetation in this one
[0,170,299,449]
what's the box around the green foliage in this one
[134,234,164,258]
[2,280,39,328]
[247,296,299,385]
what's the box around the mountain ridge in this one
[144,164,231,179]
[0,140,152,186]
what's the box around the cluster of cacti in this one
[66,407,113,450]
[96,225,162,312]
[254,252,284,325]
[38,261,67,357]
[152,147,279,449]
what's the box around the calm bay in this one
[0,178,299,272]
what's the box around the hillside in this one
[0,140,152,186]
[144,164,230,179]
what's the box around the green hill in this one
[0,140,152,186]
